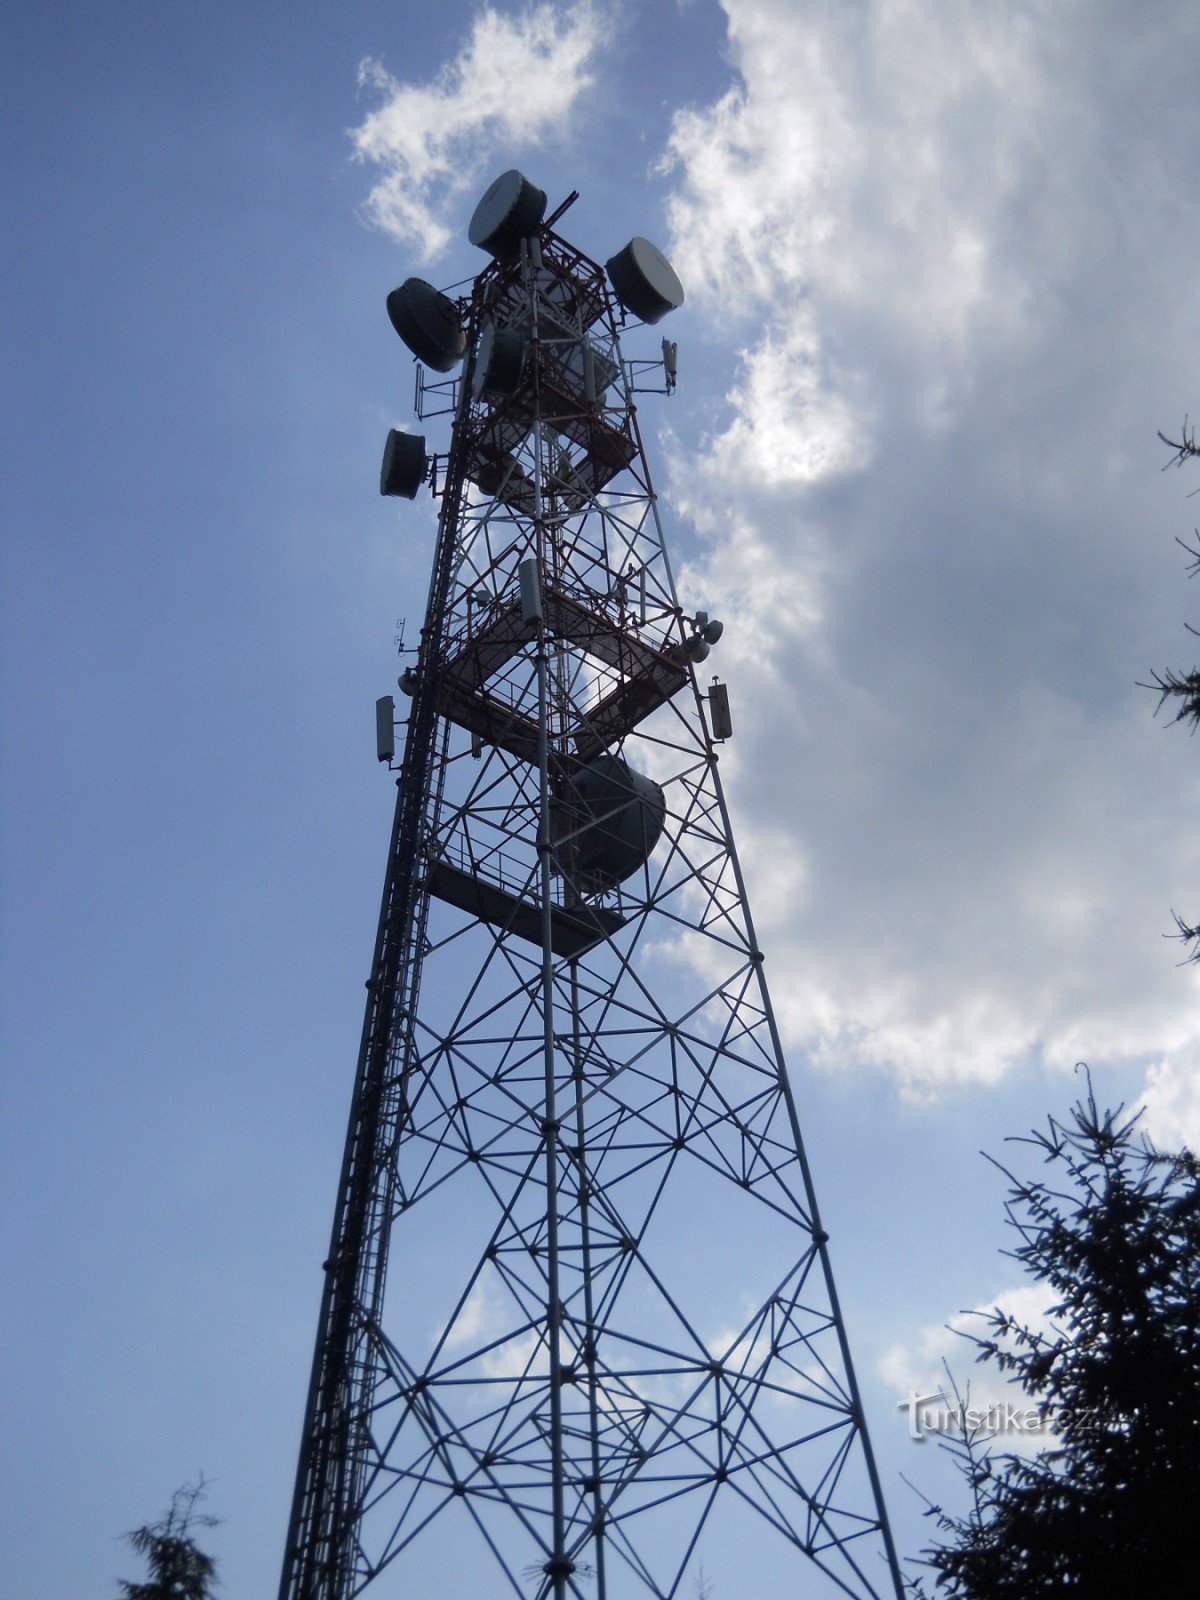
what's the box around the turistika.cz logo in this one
[898,1389,1050,1443]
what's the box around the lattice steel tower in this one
[279,172,902,1600]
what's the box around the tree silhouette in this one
[118,1479,219,1600]
[1139,419,1200,964]
[913,1082,1200,1597]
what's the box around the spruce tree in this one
[118,1480,218,1600]
[917,1083,1200,1597]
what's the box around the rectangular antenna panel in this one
[709,681,733,741]
[519,558,543,626]
[376,695,396,763]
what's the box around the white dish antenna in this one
[469,170,547,260]
[386,278,466,372]
[605,237,684,324]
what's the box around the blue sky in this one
[3,2,1199,1596]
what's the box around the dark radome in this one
[468,170,547,259]
[605,237,685,325]
[385,278,466,372]
[472,322,527,398]
[380,430,428,498]
[567,755,667,886]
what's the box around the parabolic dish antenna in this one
[468,169,547,260]
[385,278,466,373]
[471,322,527,398]
[379,429,427,499]
[605,236,685,325]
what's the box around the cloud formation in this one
[658,0,1200,1097]
[1138,1039,1200,1151]
[351,2,607,259]
[880,1281,1059,1456]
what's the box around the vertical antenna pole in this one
[529,250,570,1594]
[570,959,609,1600]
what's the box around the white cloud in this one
[880,1281,1060,1454]
[352,2,609,259]
[706,313,866,490]
[1137,1039,1200,1151]
[440,1275,547,1379]
[655,0,1200,1093]
[880,1283,1059,1396]
[442,1278,496,1351]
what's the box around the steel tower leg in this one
[279,206,903,1600]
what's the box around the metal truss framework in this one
[279,220,903,1600]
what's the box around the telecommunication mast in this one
[279,171,902,1600]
